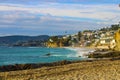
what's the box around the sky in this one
[0,0,120,36]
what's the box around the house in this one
[95,31,115,49]
[110,39,116,49]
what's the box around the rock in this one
[45,53,51,56]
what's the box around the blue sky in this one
[0,0,120,36]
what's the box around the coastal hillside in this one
[45,24,120,48]
[0,35,49,46]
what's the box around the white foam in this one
[64,47,78,51]
[52,55,65,57]
[28,47,40,48]
[65,47,95,57]
[52,54,77,58]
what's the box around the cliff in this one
[0,35,49,46]
[114,29,120,51]
[46,42,59,48]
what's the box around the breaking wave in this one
[64,47,95,57]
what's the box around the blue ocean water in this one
[0,47,92,66]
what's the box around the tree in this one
[78,31,82,41]
[111,24,119,30]
[49,36,59,42]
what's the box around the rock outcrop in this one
[114,29,120,51]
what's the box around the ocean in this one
[0,47,94,66]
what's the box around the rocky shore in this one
[87,49,120,58]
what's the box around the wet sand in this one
[0,59,120,80]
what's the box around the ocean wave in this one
[64,47,78,51]
[28,47,39,48]
[51,54,77,58]
[51,55,65,57]
[65,47,95,57]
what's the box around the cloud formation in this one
[0,0,118,4]
[0,1,119,35]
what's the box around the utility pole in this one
[118,4,120,27]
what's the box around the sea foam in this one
[65,47,95,57]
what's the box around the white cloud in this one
[0,3,119,32]
[0,3,119,23]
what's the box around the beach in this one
[0,47,120,80]
[0,59,120,80]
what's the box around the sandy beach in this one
[0,59,120,80]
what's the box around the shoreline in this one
[0,46,120,80]
[0,47,118,72]
[0,58,120,80]
[0,56,119,72]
